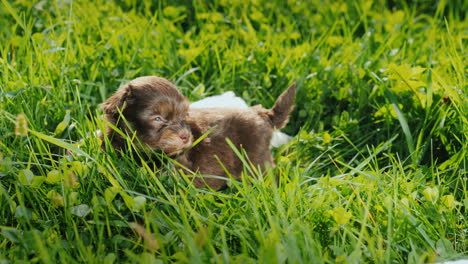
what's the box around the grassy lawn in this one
[0,0,466,263]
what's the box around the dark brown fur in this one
[101,76,296,190]
[180,84,295,189]
[100,76,193,157]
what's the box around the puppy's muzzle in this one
[168,122,192,144]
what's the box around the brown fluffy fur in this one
[100,76,193,157]
[101,76,296,190]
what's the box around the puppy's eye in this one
[154,117,162,122]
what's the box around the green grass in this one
[0,0,466,263]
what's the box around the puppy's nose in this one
[180,135,189,144]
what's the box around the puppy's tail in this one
[268,83,296,129]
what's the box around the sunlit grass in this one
[0,0,466,262]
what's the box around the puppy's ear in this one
[100,84,134,115]
[269,83,296,129]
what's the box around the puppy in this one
[101,76,295,190]
[100,76,193,157]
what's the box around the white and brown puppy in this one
[101,76,295,190]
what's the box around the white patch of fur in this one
[190,91,249,109]
[270,130,292,148]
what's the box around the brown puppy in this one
[100,76,193,157]
[101,76,295,190]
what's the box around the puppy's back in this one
[184,107,274,182]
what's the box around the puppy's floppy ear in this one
[100,84,134,115]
